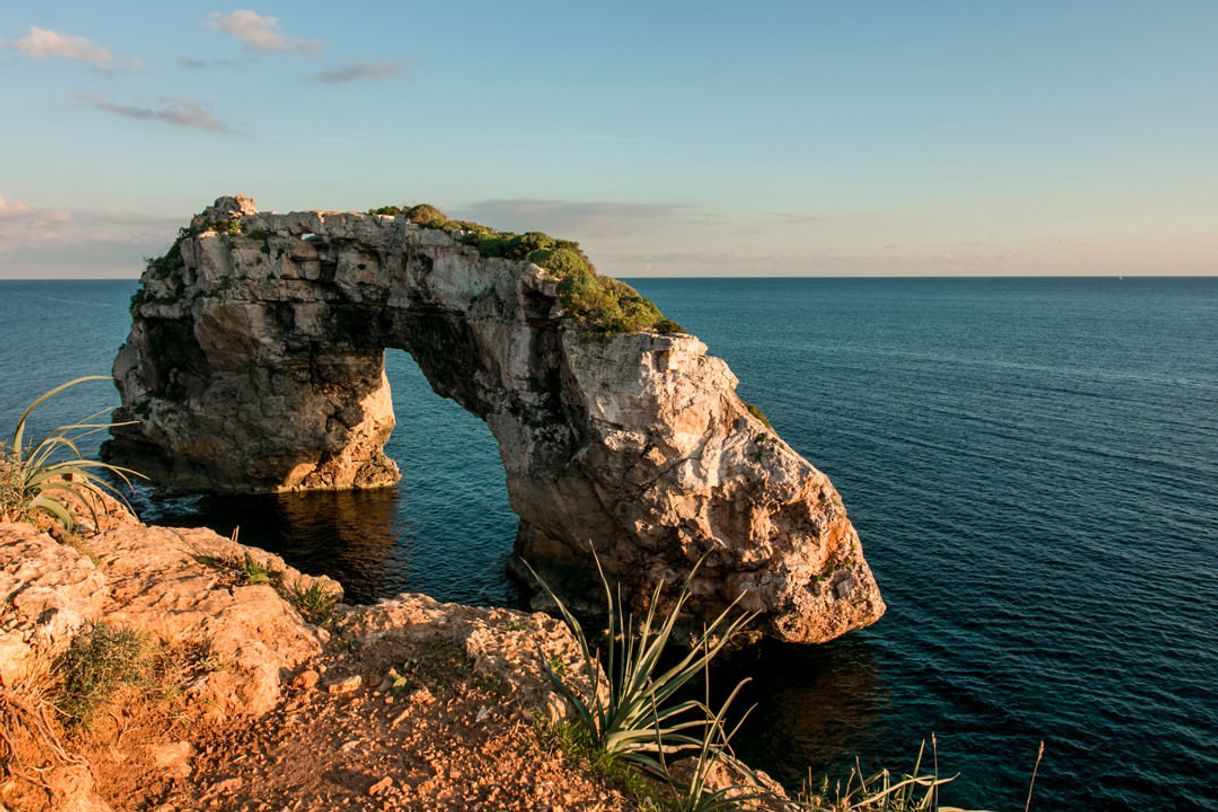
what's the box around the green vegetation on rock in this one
[744,402,773,430]
[286,580,340,626]
[368,202,685,336]
[56,623,156,726]
[0,376,144,531]
[144,226,192,280]
[137,218,245,310]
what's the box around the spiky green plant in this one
[661,671,770,812]
[239,554,279,586]
[792,737,986,812]
[526,552,756,776]
[0,376,144,531]
[286,579,339,625]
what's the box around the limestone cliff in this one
[0,510,613,811]
[105,196,885,644]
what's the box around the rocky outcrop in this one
[105,196,884,644]
[0,523,108,687]
[0,521,332,720]
[94,525,335,717]
[0,511,620,811]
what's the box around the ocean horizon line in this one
[3,273,1217,283]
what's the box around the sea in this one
[1,277,1215,810]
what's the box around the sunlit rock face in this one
[105,196,885,644]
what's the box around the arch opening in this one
[381,348,520,604]
[135,349,521,606]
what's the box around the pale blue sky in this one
[1,1,1215,278]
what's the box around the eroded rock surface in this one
[350,594,598,725]
[94,524,336,717]
[0,511,624,811]
[105,195,884,643]
[0,522,108,686]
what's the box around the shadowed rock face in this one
[106,196,885,644]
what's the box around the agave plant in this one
[658,668,774,812]
[794,737,989,812]
[0,376,144,531]
[526,550,757,775]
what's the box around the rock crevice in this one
[106,195,885,643]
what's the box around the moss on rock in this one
[366,202,684,336]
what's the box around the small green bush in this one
[654,318,685,335]
[286,580,339,625]
[366,201,684,335]
[367,205,407,216]
[744,402,773,430]
[144,227,192,279]
[56,624,155,726]
[406,204,447,226]
[207,218,242,236]
[532,245,591,277]
[239,555,279,586]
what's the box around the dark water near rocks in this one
[2,277,1216,810]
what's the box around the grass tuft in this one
[238,554,279,586]
[55,624,154,727]
[525,551,755,776]
[286,580,339,625]
[744,402,773,430]
[541,718,673,809]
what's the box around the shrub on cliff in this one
[144,226,192,280]
[406,204,448,227]
[56,624,151,726]
[366,201,685,336]
[0,377,144,531]
[744,402,773,430]
[286,580,340,625]
[366,203,449,227]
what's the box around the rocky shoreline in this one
[2,498,726,810]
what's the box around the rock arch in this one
[106,196,885,643]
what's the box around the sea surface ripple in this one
[1,277,1214,810]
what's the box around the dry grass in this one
[0,665,85,793]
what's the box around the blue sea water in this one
[1,277,1215,810]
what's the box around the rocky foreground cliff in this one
[0,503,657,810]
[104,196,884,644]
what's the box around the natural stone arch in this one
[106,196,885,644]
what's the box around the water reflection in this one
[141,488,401,603]
[712,635,888,789]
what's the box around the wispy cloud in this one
[206,9,323,55]
[0,195,70,228]
[314,61,401,83]
[455,199,689,238]
[80,94,232,133]
[3,26,141,73]
[0,201,185,279]
[262,133,367,145]
[177,56,253,71]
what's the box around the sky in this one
[0,1,1215,278]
